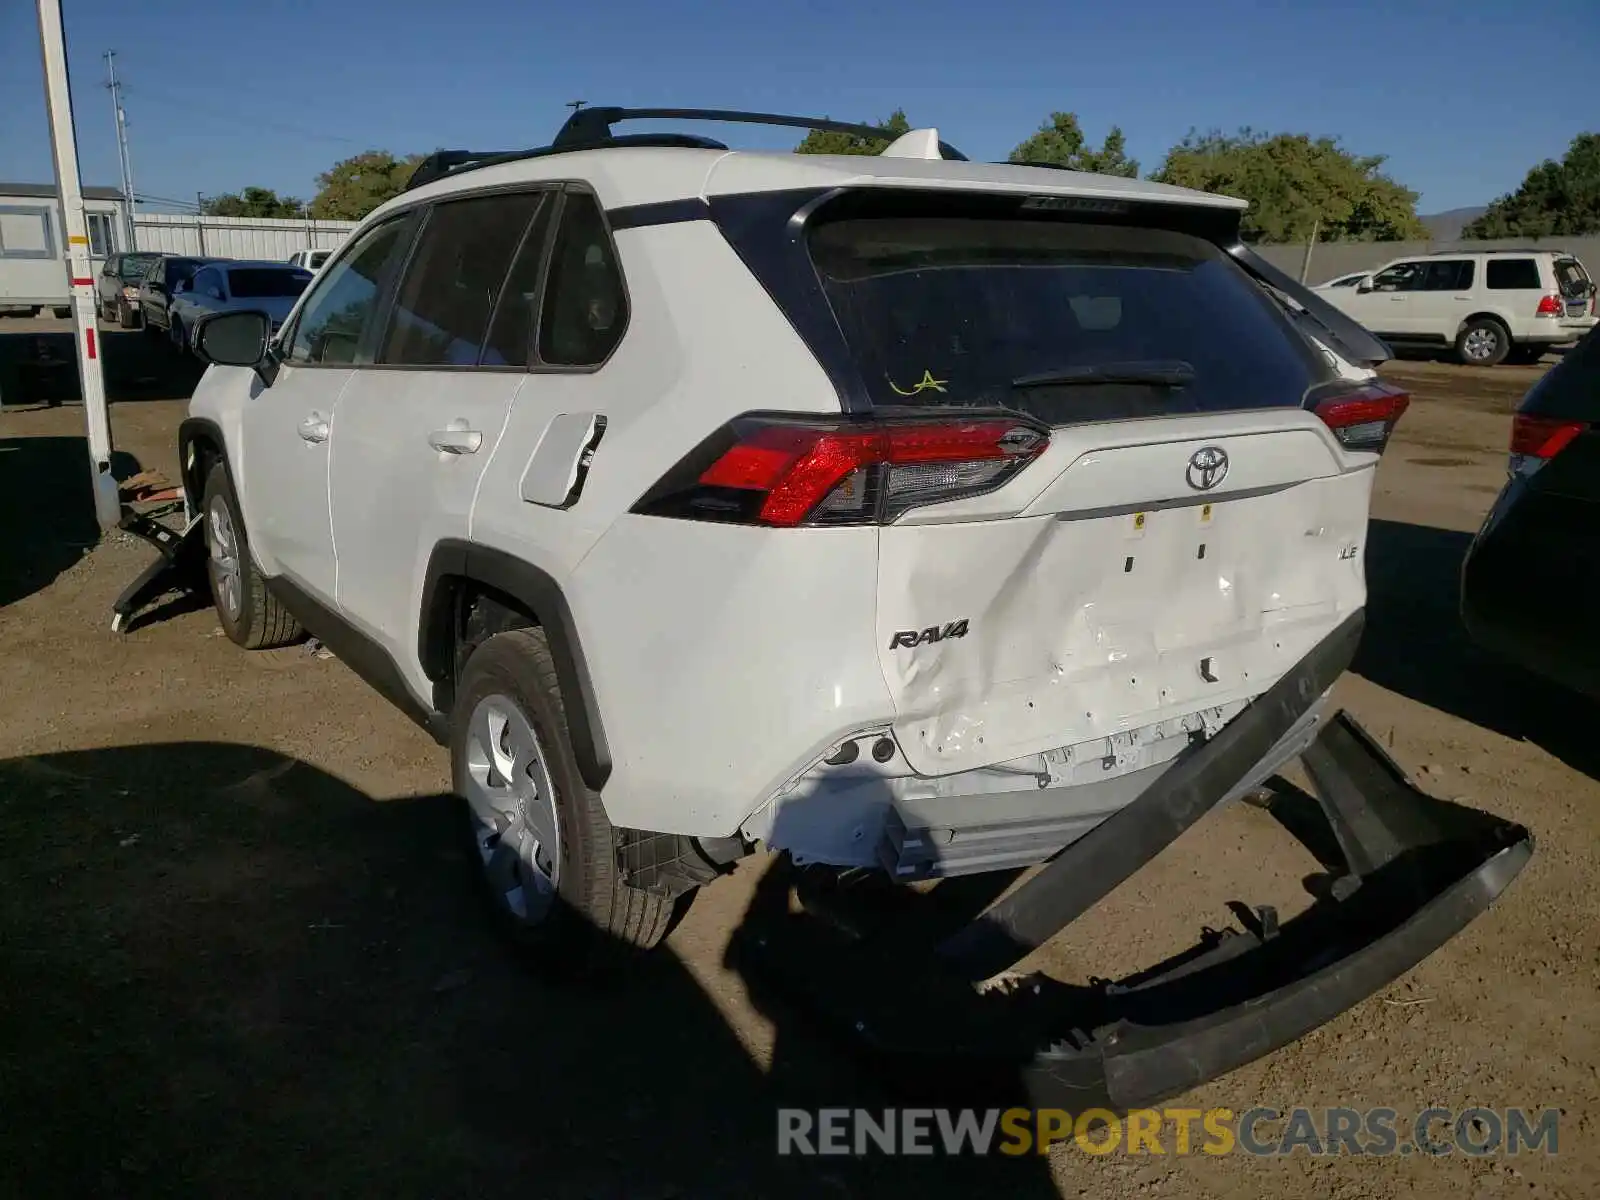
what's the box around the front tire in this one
[451,629,676,969]
[200,464,303,649]
[1456,318,1510,366]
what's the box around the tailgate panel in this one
[878,446,1371,777]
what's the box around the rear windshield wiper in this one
[1011,360,1195,389]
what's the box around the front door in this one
[241,214,416,604]
[330,188,557,696]
[1344,260,1425,339]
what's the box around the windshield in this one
[228,268,312,298]
[807,217,1325,424]
[119,253,161,278]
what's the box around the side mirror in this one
[1356,281,1374,294]
[194,309,271,372]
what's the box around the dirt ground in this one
[1,352,1597,1199]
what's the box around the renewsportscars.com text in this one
[777,1106,1561,1157]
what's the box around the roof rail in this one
[553,106,967,162]
[403,106,969,194]
[1428,246,1568,256]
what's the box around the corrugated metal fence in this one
[1255,235,1600,286]
[134,213,358,261]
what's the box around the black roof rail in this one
[406,134,729,191]
[1428,246,1568,256]
[404,107,969,194]
[553,106,968,162]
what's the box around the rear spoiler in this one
[1226,242,1393,369]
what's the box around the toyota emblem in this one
[1186,446,1230,491]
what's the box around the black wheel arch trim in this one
[420,539,612,790]
[177,416,228,508]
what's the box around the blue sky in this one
[2,0,1595,213]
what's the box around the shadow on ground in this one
[0,436,142,607]
[1357,517,1600,778]
[0,744,1061,1198]
[0,328,204,406]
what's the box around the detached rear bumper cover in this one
[732,609,1532,1110]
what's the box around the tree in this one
[1152,129,1427,242]
[1462,133,1600,238]
[795,110,911,156]
[1008,113,1138,177]
[309,150,426,220]
[200,187,305,218]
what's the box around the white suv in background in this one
[170,109,1529,1106]
[286,248,333,272]
[1323,249,1596,365]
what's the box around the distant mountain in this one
[1419,206,1488,241]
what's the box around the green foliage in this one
[1152,129,1426,242]
[1008,113,1138,177]
[309,151,427,221]
[795,110,912,156]
[200,187,305,218]
[1463,133,1600,238]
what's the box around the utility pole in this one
[1299,215,1321,284]
[38,0,120,531]
[104,49,136,251]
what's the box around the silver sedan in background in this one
[168,260,313,355]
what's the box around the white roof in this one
[383,142,1246,220]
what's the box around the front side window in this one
[379,191,549,367]
[538,193,628,367]
[1369,262,1424,292]
[1486,258,1540,290]
[285,218,411,366]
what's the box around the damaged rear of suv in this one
[179,107,1531,1111]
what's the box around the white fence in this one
[133,213,359,261]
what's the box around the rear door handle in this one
[297,413,330,443]
[429,424,483,455]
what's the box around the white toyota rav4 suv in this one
[178,107,1529,1101]
[1322,248,1595,366]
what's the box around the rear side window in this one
[538,193,628,367]
[286,218,410,365]
[807,218,1325,423]
[1487,259,1541,290]
[379,191,550,367]
[228,268,311,298]
[1420,260,1474,291]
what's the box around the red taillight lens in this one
[642,414,1050,526]
[1536,294,1563,316]
[1313,383,1410,452]
[1510,414,1583,460]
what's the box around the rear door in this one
[1411,258,1476,338]
[330,187,557,691]
[804,209,1383,776]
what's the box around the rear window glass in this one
[1486,259,1541,290]
[1554,258,1591,298]
[229,268,311,298]
[807,218,1325,423]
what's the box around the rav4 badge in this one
[889,620,970,650]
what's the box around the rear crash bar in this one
[729,609,1533,1110]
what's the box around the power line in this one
[125,83,362,146]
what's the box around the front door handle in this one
[297,413,330,443]
[429,424,483,455]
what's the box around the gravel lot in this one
[1,352,1596,1199]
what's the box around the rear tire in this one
[1456,318,1510,366]
[200,463,303,650]
[52,306,71,320]
[451,628,676,970]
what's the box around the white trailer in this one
[0,181,125,314]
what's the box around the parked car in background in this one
[1314,272,1370,290]
[287,248,333,272]
[96,251,163,328]
[137,254,221,335]
[1462,324,1600,698]
[1321,249,1596,365]
[168,261,312,354]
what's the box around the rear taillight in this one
[634,413,1049,526]
[1509,414,1584,478]
[1312,382,1410,453]
[1535,295,1563,317]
